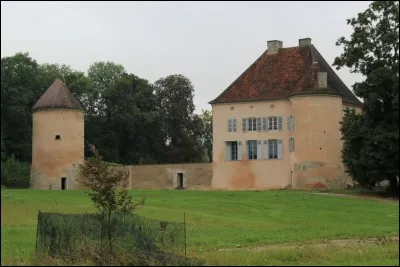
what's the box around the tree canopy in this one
[1,53,211,188]
[334,1,399,194]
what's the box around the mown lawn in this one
[1,189,399,265]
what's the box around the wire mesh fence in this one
[35,211,199,266]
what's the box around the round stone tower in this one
[30,79,84,190]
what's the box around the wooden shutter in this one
[237,141,242,160]
[257,140,262,160]
[257,118,262,132]
[278,140,283,159]
[267,117,270,130]
[225,142,231,161]
[228,119,231,132]
[242,118,247,133]
[233,119,237,132]
[263,140,269,159]
[262,117,267,131]
[278,117,283,131]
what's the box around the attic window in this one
[55,135,61,140]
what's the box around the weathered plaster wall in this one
[212,100,292,190]
[211,95,358,190]
[30,109,84,190]
[127,163,212,190]
[289,95,351,189]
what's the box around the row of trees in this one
[1,53,213,169]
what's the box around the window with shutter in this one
[268,117,278,130]
[225,141,240,161]
[287,116,290,131]
[242,118,247,133]
[247,117,257,131]
[247,140,258,160]
[232,118,237,132]
[268,139,278,159]
[278,117,283,131]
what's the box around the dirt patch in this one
[313,192,399,204]
[218,237,399,252]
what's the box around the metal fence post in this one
[184,212,187,260]
[35,210,41,255]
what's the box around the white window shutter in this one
[278,117,283,131]
[237,141,242,160]
[242,118,247,133]
[257,118,262,132]
[267,117,270,130]
[278,140,283,159]
[228,119,231,132]
[233,119,237,132]
[244,140,248,160]
[263,140,269,159]
[262,117,267,131]
[287,116,290,131]
[225,142,231,161]
[257,140,262,160]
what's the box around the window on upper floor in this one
[268,116,283,131]
[242,116,283,132]
[247,117,257,131]
[228,118,237,132]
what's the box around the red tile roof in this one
[32,79,83,111]
[209,45,362,106]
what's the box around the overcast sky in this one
[1,1,370,113]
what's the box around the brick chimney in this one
[299,38,312,47]
[267,40,283,54]
[318,72,328,88]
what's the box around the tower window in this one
[55,135,61,140]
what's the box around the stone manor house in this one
[30,38,362,190]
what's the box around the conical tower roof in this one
[32,79,83,111]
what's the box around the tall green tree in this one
[334,1,399,194]
[155,74,205,163]
[102,74,165,164]
[199,109,212,162]
[1,52,41,161]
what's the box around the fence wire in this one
[35,211,195,266]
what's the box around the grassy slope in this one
[1,189,399,265]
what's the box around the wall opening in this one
[55,134,61,140]
[176,173,184,189]
[61,177,67,190]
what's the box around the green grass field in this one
[1,189,399,266]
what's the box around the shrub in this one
[0,155,30,188]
